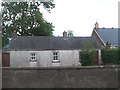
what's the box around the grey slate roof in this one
[95,28,119,46]
[7,36,99,50]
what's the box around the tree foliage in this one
[80,40,95,50]
[2,1,55,46]
[105,42,111,49]
[79,40,96,66]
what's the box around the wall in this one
[10,50,79,67]
[2,66,119,88]
[91,30,105,49]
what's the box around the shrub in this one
[101,48,119,64]
[79,50,96,66]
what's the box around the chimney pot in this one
[95,22,99,29]
[63,31,67,37]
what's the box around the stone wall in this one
[2,66,120,89]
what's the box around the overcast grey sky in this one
[1,0,119,36]
[40,0,119,36]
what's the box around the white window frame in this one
[52,51,60,63]
[30,53,37,62]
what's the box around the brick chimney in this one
[95,22,99,29]
[63,31,67,37]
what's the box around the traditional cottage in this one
[2,31,100,67]
[3,22,118,67]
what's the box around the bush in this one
[79,50,96,66]
[101,48,119,64]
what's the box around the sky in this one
[40,0,120,36]
[0,0,119,36]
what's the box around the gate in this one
[95,50,99,65]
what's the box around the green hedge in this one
[101,48,120,64]
[79,48,120,66]
[79,50,96,66]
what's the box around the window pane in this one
[56,56,58,60]
[33,54,35,56]
[56,52,58,55]
[31,57,34,59]
[55,56,56,60]
[33,57,35,60]
[53,52,58,55]
[53,56,56,60]
[53,53,55,55]
[55,53,57,55]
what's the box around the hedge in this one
[79,48,120,66]
[101,48,120,64]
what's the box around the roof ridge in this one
[97,28,120,29]
[15,36,91,38]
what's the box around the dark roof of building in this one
[6,36,100,50]
[95,28,119,46]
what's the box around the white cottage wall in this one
[59,50,79,66]
[10,50,80,67]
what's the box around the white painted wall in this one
[10,50,80,67]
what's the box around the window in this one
[52,52,60,63]
[30,53,37,62]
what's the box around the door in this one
[95,51,99,65]
[2,53,10,67]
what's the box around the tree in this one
[80,40,94,50]
[105,42,111,49]
[79,40,96,66]
[2,1,55,46]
